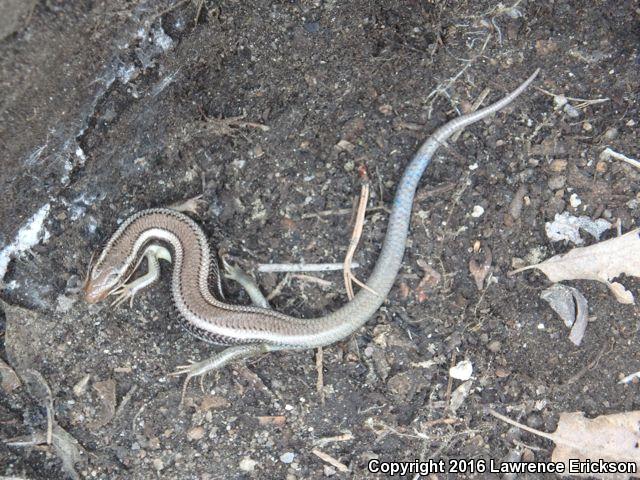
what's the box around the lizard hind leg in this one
[171,256,273,405]
[169,343,282,405]
[220,255,270,308]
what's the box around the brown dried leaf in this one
[0,357,21,393]
[415,259,441,303]
[90,379,116,430]
[490,409,640,480]
[510,229,640,304]
[469,247,493,290]
[416,259,441,288]
[551,411,640,479]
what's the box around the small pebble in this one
[604,127,618,140]
[487,340,502,353]
[569,193,582,208]
[324,466,337,476]
[549,159,567,172]
[239,457,258,472]
[548,175,566,190]
[187,426,205,441]
[471,205,484,218]
[152,458,164,471]
[280,452,295,464]
[449,360,473,381]
[378,104,393,116]
[553,94,568,109]
[563,103,580,118]
[582,121,593,132]
[72,374,91,397]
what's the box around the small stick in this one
[600,147,640,170]
[311,448,350,473]
[487,409,554,441]
[114,386,138,419]
[536,87,610,106]
[344,181,370,299]
[301,205,389,219]
[444,351,457,412]
[266,273,290,301]
[566,339,611,384]
[290,274,333,288]
[193,0,204,24]
[420,417,460,429]
[314,432,355,447]
[316,347,325,404]
[258,262,359,273]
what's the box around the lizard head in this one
[83,246,132,304]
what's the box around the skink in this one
[84,69,539,393]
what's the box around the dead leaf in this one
[541,284,589,346]
[416,259,441,289]
[449,380,472,414]
[414,259,441,303]
[6,369,87,480]
[469,247,493,290]
[510,229,640,304]
[490,409,640,480]
[6,424,87,480]
[90,379,116,430]
[0,357,21,393]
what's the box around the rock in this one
[549,159,567,172]
[280,452,295,464]
[604,127,618,140]
[386,371,413,401]
[547,175,566,190]
[187,426,205,441]
[239,457,258,472]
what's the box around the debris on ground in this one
[449,360,473,381]
[540,283,589,346]
[545,212,611,245]
[511,229,640,304]
[490,409,640,480]
[469,245,492,290]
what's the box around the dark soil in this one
[1,1,638,479]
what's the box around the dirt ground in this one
[1,1,638,479]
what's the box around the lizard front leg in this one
[111,245,171,308]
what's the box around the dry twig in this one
[344,182,371,299]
